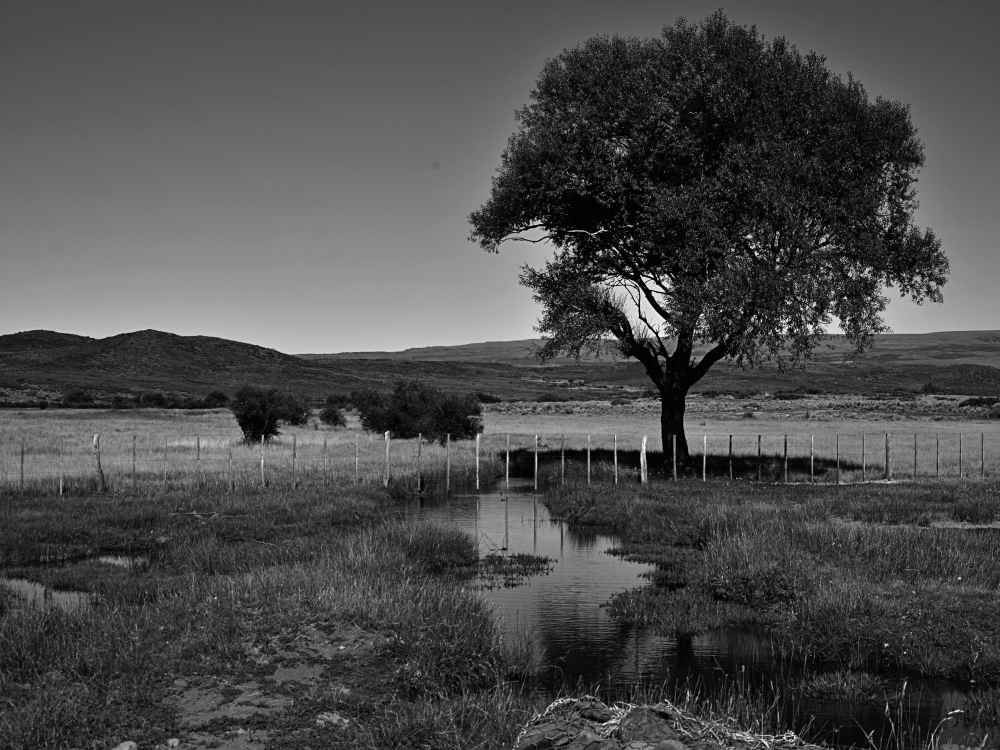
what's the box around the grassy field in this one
[0,483,542,749]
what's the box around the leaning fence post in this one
[384,431,390,488]
[885,433,891,481]
[672,434,677,481]
[475,433,480,490]
[641,435,648,484]
[534,435,539,492]
[417,433,422,492]
[94,434,106,492]
[132,435,137,492]
[260,435,266,488]
[614,435,618,485]
[702,434,707,482]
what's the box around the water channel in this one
[406,476,995,750]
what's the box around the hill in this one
[3,328,1000,405]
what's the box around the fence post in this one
[132,435,137,492]
[836,434,840,485]
[587,435,591,486]
[862,434,866,482]
[641,435,648,484]
[914,434,918,478]
[728,435,733,480]
[614,435,618,485]
[885,433,891,481]
[196,436,201,489]
[229,441,234,491]
[959,433,963,478]
[417,433,422,492]
[58,437,64,496]
[20,438,25,495]
[384,431,390,488]
[672,434,677,481]
[560,435,565,486]
[936,433,939,478]
[446,434,451,493]
[323,436,328,487]
[534,435,539,492]
[506,434,510,488]
[810,435,814,484]
[94,434,106,492]
[757,434,761,481]
[702,435,707,482]
[475,433,480,491]
[260,435,266,488]
[163,437,168,489]
[982,432,986,479]
[783,435,788,484]
[355,434,360,485]
[291,435,297,489]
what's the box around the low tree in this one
[319,395,347,427]
[277,393,311,426]
[468,12,948,464]
[230,386,283,442]
[353,380,483,443]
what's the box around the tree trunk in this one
[660,382,690,468]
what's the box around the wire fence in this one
[1,430,998,496]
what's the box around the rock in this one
[316,710,348,727]
[110,743,138,750]
[617,707,678,743]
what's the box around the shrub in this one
[111,395,133,410]
[140,391,166,408]
[230,386,283,442]
[353,380,483,443]
[277,393,311,426]
[320,396,347,427]
[534,392,572,403]
[62,388,93,406]
[922,381,941,394]
[203,390,229,408]
[959,396,1000,408]
[610,397,630,406]
[989,405,1000,420]
[476,392,503,404]
[37,400,48,410]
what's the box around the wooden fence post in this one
[384,431,390,488]
[260,435,266,488]
[641,435,648,484]
[614,435,618,485]
[196,436,201,489]
[836,434,840,485]
[783,435,788,484]
[757,434,761,481]
[914,434,918,478]
[291,435,297,489]
[885,433,891,480]
[505,434,510,488]
[132,435,137,492]
[959,433,963,478]
[475,433,480,490]
[702,435,707,482]
[810,435,814,484]
[587,435,591,486]
[728,435,733,480]
[322,436,328,487]
[58,437,64,496]
[163,437,168,489]
[20,438,25,495]
[982,432,986,479]
[417,433,422,492]
[534,435,539,492]
[229,441,234,491]
[446,434,451,493]
[560,435,565,486]
[355,434,360,485]
[862,434,866,482]
[936,433,940,478]
[672,434,677,482]
[94,434,106,492]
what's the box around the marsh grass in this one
[0,484,538,749]
[544,480,1000,689]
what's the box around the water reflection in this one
[408,478,995,749]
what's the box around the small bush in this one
[959,396,1000,408]
[320,396,347,428]
[989,404,1000,420]
[62,388,93,406]
[110,395,133,410]
[922,381,941,394]
[353,380,483,443]
[230,386,283,442]
[534,392,572,403]
[476,392,503,404]
[37,400,48,410]
[203,390,229,408]
[773,390,807,400]
[610,398,630,406]
[277,393,311,426]
[140,392,166,408]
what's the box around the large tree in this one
[468,12,947,464]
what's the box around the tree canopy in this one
[468,11,948,461]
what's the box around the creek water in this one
[406,477,995,750]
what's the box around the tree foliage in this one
[352,380,483,443]
[468,11,947,461]
[320,395,347,428]
[230,386,284,443]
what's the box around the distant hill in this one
[3,328,1000,403]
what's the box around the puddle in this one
[0,577,91,611]
[406,478,997,749]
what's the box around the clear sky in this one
[2,1,997,353]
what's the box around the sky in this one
[1,0,998,354]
